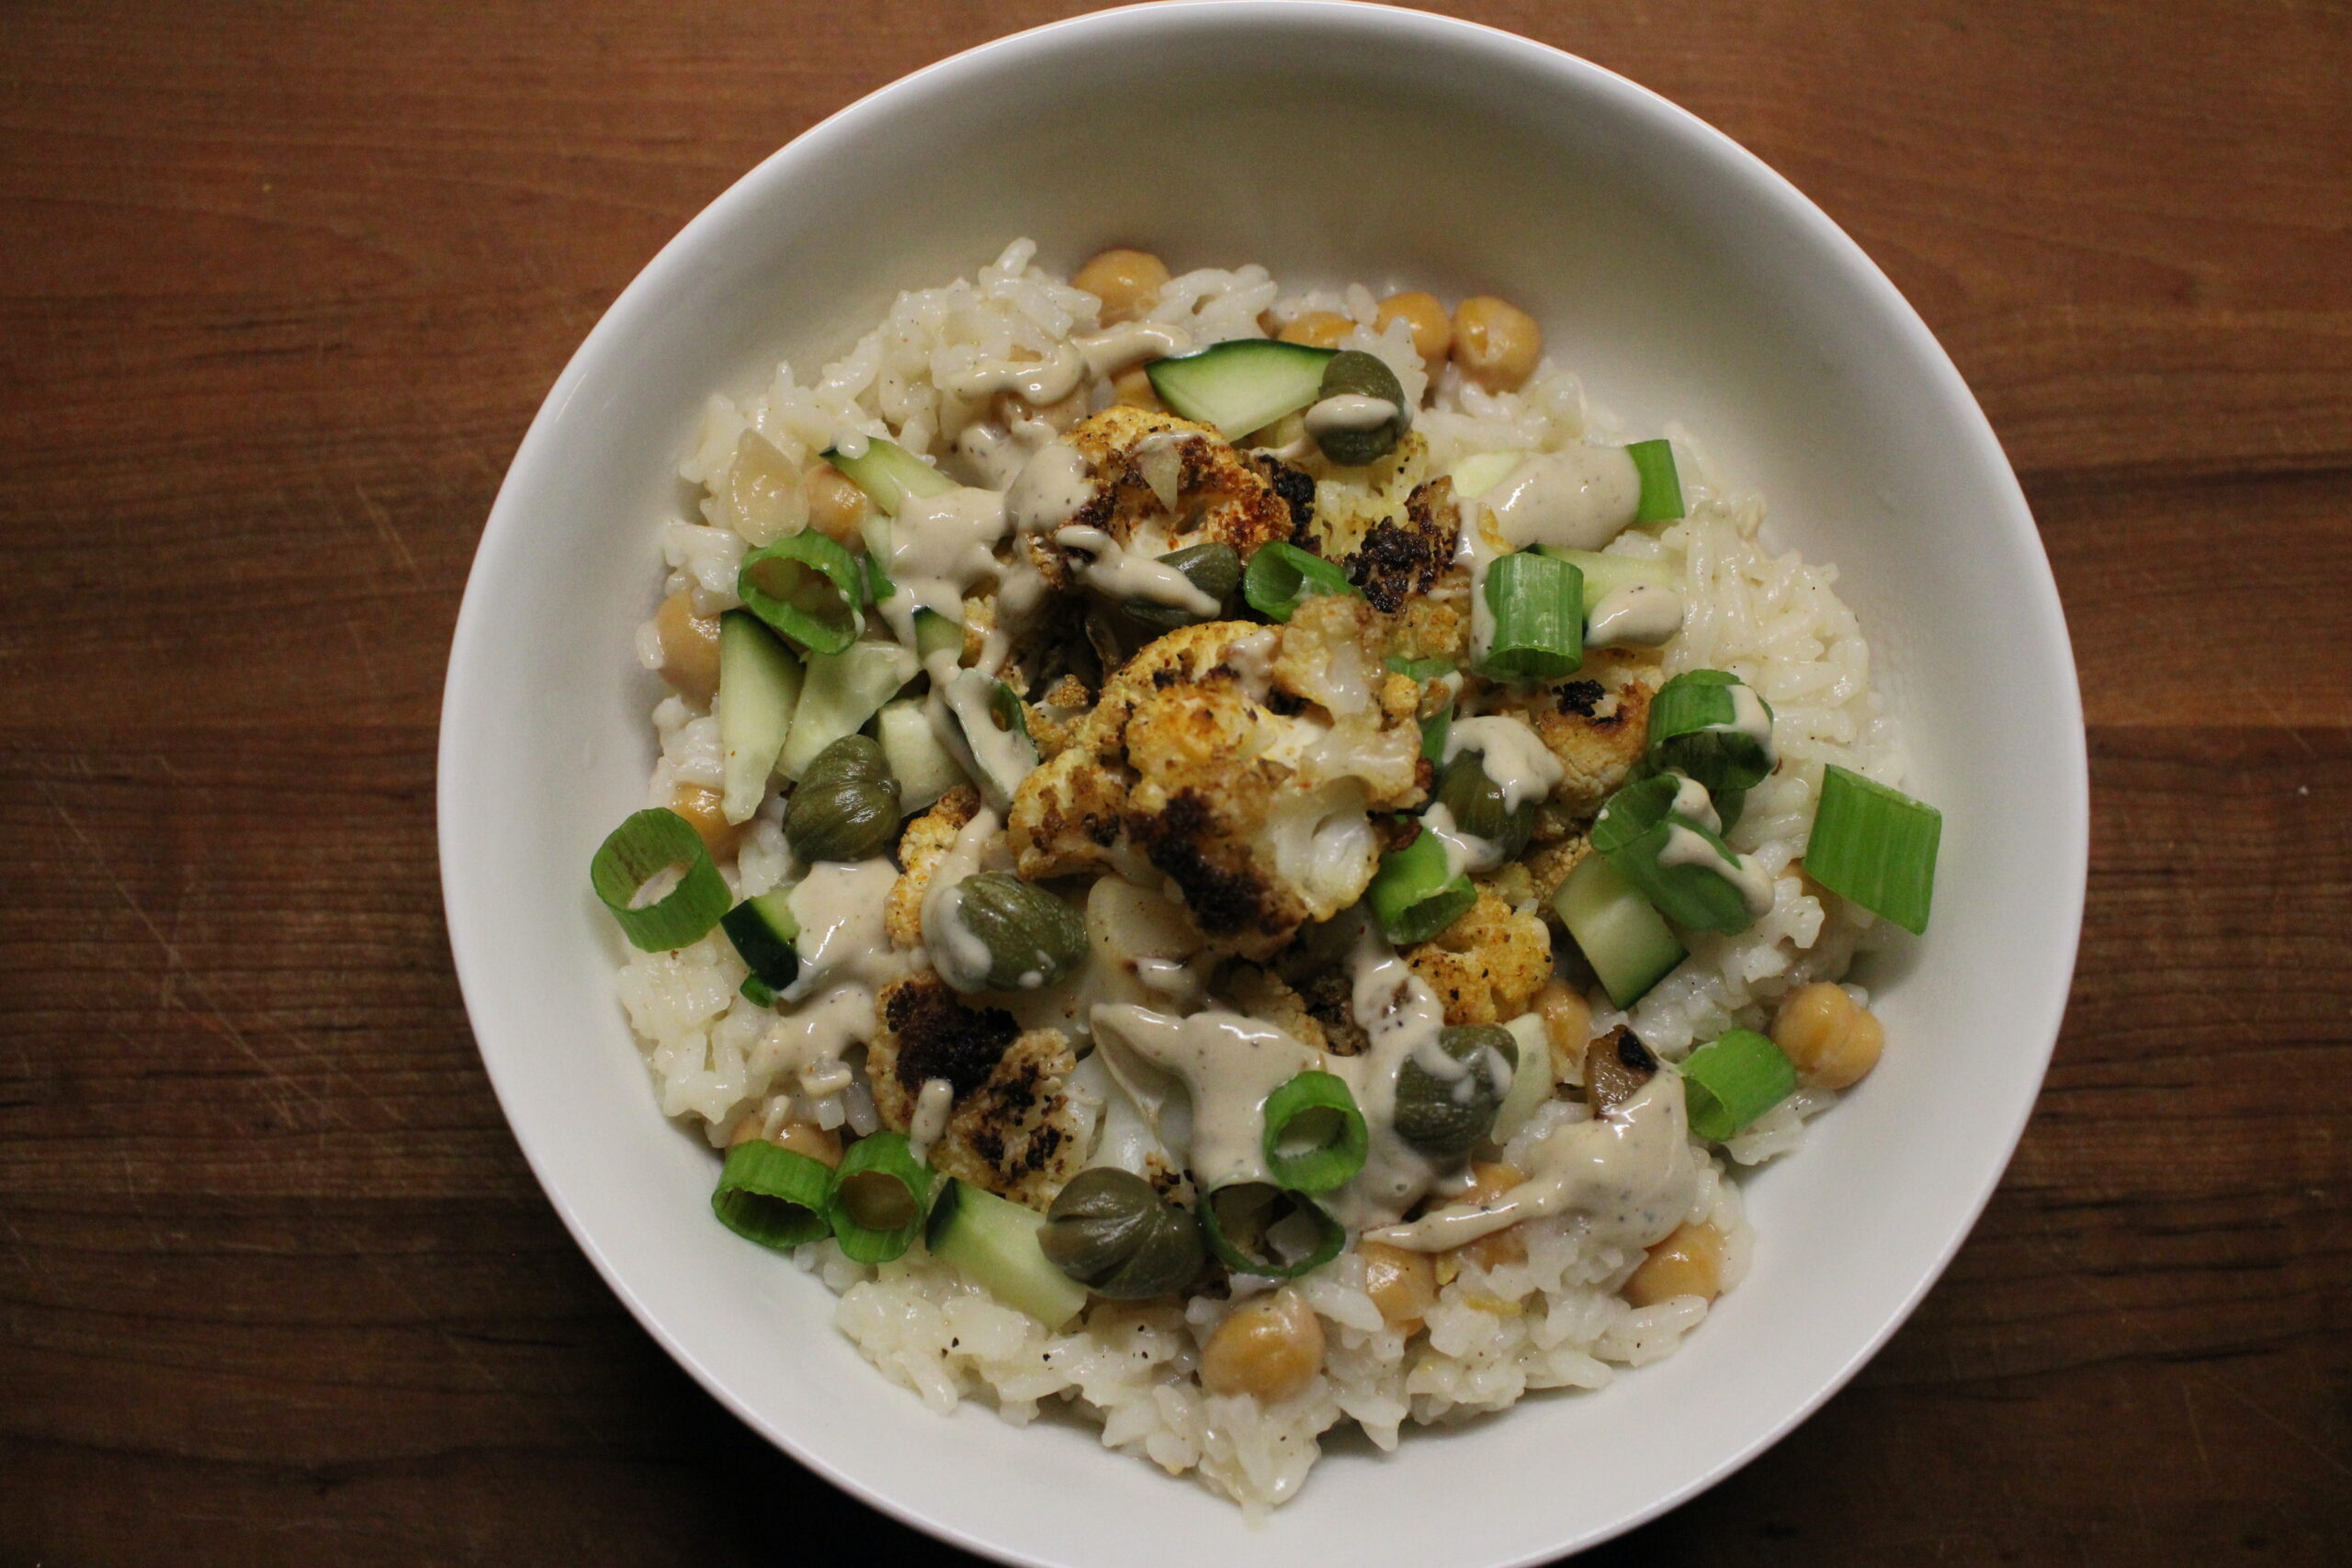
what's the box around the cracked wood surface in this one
[1,2,2346,1563]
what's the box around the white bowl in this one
[438,4,2088,1562]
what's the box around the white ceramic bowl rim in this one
[440,5,2088,1563]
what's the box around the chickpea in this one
[1112,365,1163,411]
[1771,981,1885,1089]
[1358,1241,1437,1337]
[652,589,721,704]
[1451,296,1544,392]
[1536,978,1592,1086]
[1199,1288,1325,1403]
[1073,247,1170,325]
[1374,291,1452,365]
[1277,310,1353,349]
[1623,1222,1725,1306]
[725,1115,839,1161]
[803,462,871,547]
[669,782,747,858]
[1449,1160,1527,1271]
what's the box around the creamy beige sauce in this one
[874,486,1009,645]
[1421,800,1500,878]
[919,806,1012,991]
[943,344,1086,407]
[1441,715,1563,811]
[1091,1004,1323,1191]
[1054,524,1221,616]
[1303,393,1398,436]
[1586,581,1685,648]
[741,859,918,1115]
[1074,320,1191,377]
[1005,439,1095,536]
[1660,824,1777,919]
[908,1076,956,1166]
[934,668,1038,811]
[1718,682,1777,762]
[1667,770,1722,835]
[1363,1071,1698,1254]
[1484,446,1643,553]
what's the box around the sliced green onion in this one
[1419,701,1452,766]
[1365,828,1476,945]
[1591,773,1763,935]
[1385,656,1456,682]
[736,531,863,655]
[859,547,895,605]
[1805,764,1941,934]
[1260,1072,1367,1194]
[1198,1182,1345,1279]
[719,889,799,1008]
[1680,1028,1798,1141]
[1243,541,1353,622]
[590,808,730,952]
[711,1138,833,1249]
[911,606,965,663]
[825,1131,933,1264]
[1648,670,1775,795]
[1477,551,1583,681]
[1625,438,1685,525]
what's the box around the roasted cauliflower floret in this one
[1340,475,1459,613]
[1009,617,1425,957]
[868,976,1083,1210]
[886,787,983,951]
[1298,430,1430,560]
[1023,407,1295,592]
[1477,649,1658,816]
[1405,888,1553,1026]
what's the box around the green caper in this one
[1312,350,1408,467]
[784,733,901,863]
[786,733,903,864]
[1121,541,1244,632]
[1040,1168,1205,1299]
[1393,1024,1520,1161]
[942,872,1086,992]
[1433,747,1534,861]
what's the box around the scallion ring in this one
[711,1138,834,1249]
[736,530,864,655]
[1260,1072,1367,1194]
[824,1131,933,1264]
[1365,829,1476,945]
[1590,772,1767,935]
[1198,1182,1345,1279]
[589,807,730,952]
[1804,764,1942,935]
[1476,551,1584,681]
[1679,1028,1799,1141]
[1243,541,1354,623]
[1648,669,1776,795]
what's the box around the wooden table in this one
[4,3,2345,1562]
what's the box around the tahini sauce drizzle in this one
[749,859,914,1100]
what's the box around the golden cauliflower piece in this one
[1009,616,1424,958]
[1023,407,1295,591]
[1297,430,1430,561]
[1476,649,1658,816]
[867,976,1083,1211]
[886,787,983,951]
[1337,473,1458,613]
[1407,889,1553,1026]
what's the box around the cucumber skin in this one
[1555,852,1687,1009]
[926,1179,1089,1329]
[1148,340,1337,438]
[824,438,957,515]
[719,890,801,995]
[718,612,803,824]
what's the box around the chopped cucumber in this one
[1554,852,1687,1010]
[719,889,800,1006]
[777,641,919,781]
[925,1179,1088,1329]
[940,670,1038,814]
[824,437,958,516]
[1534,547,1677,617]
[1448,450,1527,500]
[718,611,802,824]
[1148,340,1336,439]
[877,698,968,812]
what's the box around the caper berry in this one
[1312,350,1408,467]
[1040,1168,1205,1299]
[784,734,901,863]
[1433,747,1534,862]
[940,872,1086,993]
[1392,1024,1520,1160]
[1121,541,1244,632]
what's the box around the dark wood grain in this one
[2,2,2346,1563]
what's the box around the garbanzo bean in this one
[1374,290,1452,365]
[1536,978,1593,1086]
[1623,1222,1725,1306]
[1074,247,1170,325]
[652,589,721,704]
[1358,1241,1438,1336]
[1771,981,1885,1089]
[728,1116,842,1168]
[804,461,871,547]
[1199,1288,1326,1403]
[669,782,747,858]
[1451,296,1544,392]
[1112,365,1163,411]
[1450,1159,1528,1270]
[1278,310,1353,349]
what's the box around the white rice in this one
[614,240,1902,1510]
